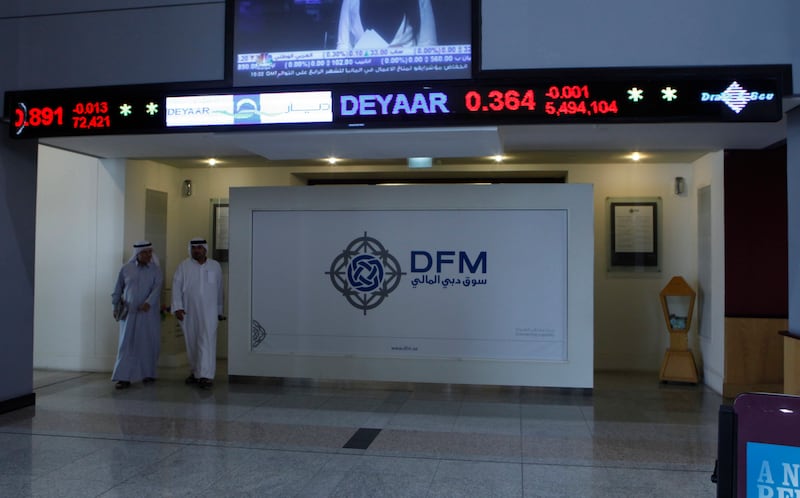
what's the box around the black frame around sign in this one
[608,198,660,271]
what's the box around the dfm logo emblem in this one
[326,233,404,315]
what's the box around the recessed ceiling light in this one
[407,157,433,168]
[491,154,505,163]
[629,152,642,161]
[326,156,339,165]
[207,158,218,166]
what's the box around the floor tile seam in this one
[0,429,207,455]
[228,398,274,423]
[5,414,409,443]
[378,425,524,440]
[518,456,528,495]
[578,402,595,435]
[28,444,185,491]
[19,444,175,490]
[0,425,37,436]
[28,475,119,497]
[155,438,529,467]
[9,429,352,460]
[518,404,525,464]
[291,454,346,498]
[292,452,339,497]
[28,405,341,427]
[520,460,716,473]
[3,418,712,448]
[448,399,466,432]
[364,449,523,466]
[101,452,212,498]
[417,459,443,498]
[33,372,96,390]
[415,459,527,497]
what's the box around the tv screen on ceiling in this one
[232,0,473,87]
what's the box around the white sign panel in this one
[250,209,567,361]
[165,91,332,127]
[165,94,235,126]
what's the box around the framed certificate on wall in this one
[607,197,661,272]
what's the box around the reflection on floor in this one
[0,363,722,497]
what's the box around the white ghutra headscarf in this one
[129,240,160,266]
[188,237,209,256]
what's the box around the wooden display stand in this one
[659,276,699,383]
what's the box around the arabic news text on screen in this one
[231,0,472,87]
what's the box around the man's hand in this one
[175,309,186,321]
[138,302,151,312]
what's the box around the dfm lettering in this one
[410,251,487,273]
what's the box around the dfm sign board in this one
[249,209,567,362]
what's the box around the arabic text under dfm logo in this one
[326,232,405,315]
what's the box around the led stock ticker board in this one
[333,77,782,126]
[162,77,782,131]
[5,72,784,138]
[7,89,167,138]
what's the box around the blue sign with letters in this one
[747,442,800,497]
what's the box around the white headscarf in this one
[129,240,160,266]
[188,237,209,257]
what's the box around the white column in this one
[788,108,800,333]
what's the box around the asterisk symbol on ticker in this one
[627,87,644,102]
[119,104,132,116]
[146,102,159,116]
[661,87,678,102]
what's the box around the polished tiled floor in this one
[0,363,722,497]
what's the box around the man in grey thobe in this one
[111,241,163,389]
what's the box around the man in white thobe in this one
[111,241,163,389]
[172,238,223,389]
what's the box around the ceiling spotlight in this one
[326,156,339,165]
[630,152,642,162]
[407,157,433,168]
[491,154,505,163]
[207,158,218,166]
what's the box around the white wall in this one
[1,0,797,98]
[568,161,698,372]
[124,160,183,279]
[33,146,124,370]
[123,160,263,361]
[0,132,37,401]
[110,158,700,374]
[788,110,800,334]
[482,0,793,73]
[28,150,735,387]
[8,1,225,91]
[694,151,726,394]
[15,0,796,383]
